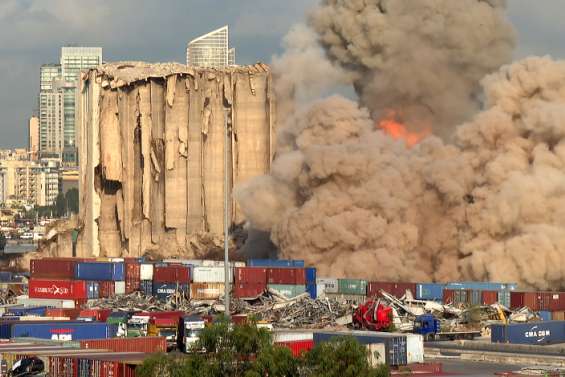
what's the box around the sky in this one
[0,0,564,148]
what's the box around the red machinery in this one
[353,300,393,331]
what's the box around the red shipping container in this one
[79,309,112,321]
[511,291,553,311]
[549,292,565,311]
[28,279,88,300]
[235,267,268,284]
[125,261,141,294]
[443,289,455,304]
[80,337,167,353]
[153,265,190,283]
[45,308,81,319]
[537,292,553,311]
[99,281,115,298]
[234,283,266,298]
[267,268,306,285]
[30,259,77,279]
[481,290,498,305]
[275,340,314,357]
[368,282,416,298]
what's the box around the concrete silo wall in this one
[75,62,274,258]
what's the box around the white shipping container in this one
[201,260,246,268]
[316,283,326,298]
[273,330,314,342]
[366,343,386,367]
[140,264,154,280]
[109,258,125,262]
[405,333,424,363]
[16,296,76,309]
[163,259,203,266]
[316,278,338,293]
[192,267,233,283]
[114,281,126,295]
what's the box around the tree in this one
[65,188,79,214]
[0,233,6,251]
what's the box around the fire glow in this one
[378,113,430,147]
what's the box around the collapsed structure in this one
[74,62,274,258]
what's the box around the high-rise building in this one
[186,26,236,68]
[28,116,40,160]
[38,47,102,165]
[0,159,60,206]
[0,168,6,204]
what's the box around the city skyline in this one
[1,0,565,148]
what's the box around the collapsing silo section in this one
[76,62,275,258]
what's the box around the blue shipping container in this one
[6,306,47,317]
[306,283,317,299]
[141,280,153,296]
[446,282,517,291]
[538,311,552,321]
[0,272,13,282]
[8,322,118,341]
[416,283,445,301]
[305,268,316,284]
[152,282,189,300]
[498,290,511,308]
[86,281,100,299]
[491,321,565,345]
[313,331,407,366]
[75,262,125,281]
[247,259,305,268]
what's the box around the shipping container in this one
[446,282,517,291]
[124,261,140,294]
[491,321,565,345]
[305,268,316,284]
[366,343,387,367]
[405,334,424,364]
[275,340,314,357]
[29,279,89,300]
[30,259,78,280]
[114,281,125,295]
[268,284,306,299]
[313,330,407,366]
[0,272,13,282]
[267,268,306,285]
[317,278,338,294]
[8,322,119,341]
[338,279,367,296]
[190,283,225,300]
[201,260,246,268]
[140,280,153,296]
[75,262,125,281]
[45,308,81,319]
[80,336,167,353]
[552,311,565,321]
[192,267,232,283]
[99,281,115,298]
[78,309,112,322]
[273,330,314,343]
[368,282,416,299]
[416,283,444,301]
[5,306,47,317]
[481,290,498,305]
[498,290,511,308]
[325,293,367,306]
[16,297,79,309]
[538,311,552,321]
[511,292,554,311]
[152,282,188,300]
[234,267,267,284]
[549,292,565,311]
[153,265,190,283]
[233,283,266,299]
[140,264,154,280]
[248,259,305,268]
[306,283,317,299]
[85,281,100,300]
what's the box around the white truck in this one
[181,315,206,352]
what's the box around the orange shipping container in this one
[80,337,167,353]
[481,290,498,305]
[190,283,225,300]
[551,311,565,321]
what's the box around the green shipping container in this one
[268,284,306,299]
[338,279,368,295]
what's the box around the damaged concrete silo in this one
[75,62,275,258]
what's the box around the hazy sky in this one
[0,0,564,148]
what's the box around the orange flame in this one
[378,112,430,148]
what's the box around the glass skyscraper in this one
[186,26,236,68]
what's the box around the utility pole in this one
[224,108,231,318]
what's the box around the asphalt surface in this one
[432,359,526,376]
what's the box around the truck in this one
[413,314,481,341]
[180,315,206,352]
[106,311,133,337]
[127,311,184,349]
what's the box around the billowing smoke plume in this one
[235,1,565,290]
[237,57,565,289]
[309,0,516,134]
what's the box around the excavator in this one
[353,299,393,331]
